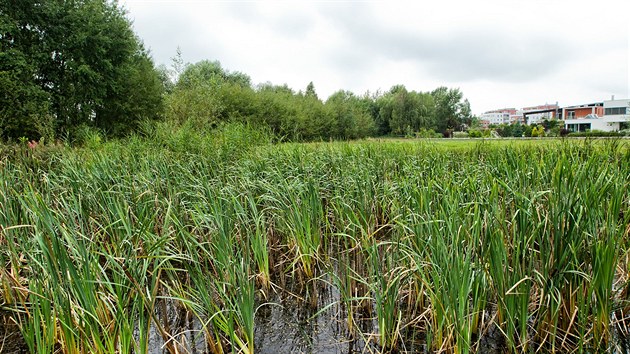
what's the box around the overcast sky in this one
[120,0,629,115]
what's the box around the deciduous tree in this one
[431,87,471,133]
[0,0,164,139]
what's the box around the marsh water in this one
[3,284,630,354]
[3,251,630,354]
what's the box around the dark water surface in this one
[3,288,630,354]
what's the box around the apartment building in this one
[480,108,516,127]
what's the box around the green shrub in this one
[467,129,483,138]
[415,128,442,138]
[568,130,623,137]
[531,125,545,137]
[452,131,469,138]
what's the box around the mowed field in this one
[1,135,629,353]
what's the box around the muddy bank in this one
[0,310,27,353]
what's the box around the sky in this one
[120,0,629,115]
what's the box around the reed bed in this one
[0,136,629,353]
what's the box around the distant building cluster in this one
[480,97,630,132]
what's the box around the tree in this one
[376,85,436,136]
[325,90,375,139]
[0,49,52,139]
[177,60,251,90]
[496,124,513,138]
[431,87,471,133]
[0,0,164,139]
[531,125,545,137]
[305,81,318,100]
[542,119,560,131]
[512,123,524,137]
[250,83,302,140]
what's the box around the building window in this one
[567,123,591,132]
[605,107,628,115]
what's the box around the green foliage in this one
[305,81,318,100]
[0,47,53,140]
[431,86,471,133]
[3,0,474,144]
[542,118,561,131]
[491,124,527,138]
[178,60,251,89]
[325,90,375,139]
[72,124,103,149]
[164,59,471,142]
[452,131,469,138]
[496,124,514,137]
[165,66,333,141]
[531,125,545,137]
[2,138,628,353]
[511,123,524,137]
[415,128,442,138]
[95,50,164,136]
[0,0,164,140]
[568,130,624,137]
[377,85,436,135]
[467,129,483,138]
[165,73,225,127]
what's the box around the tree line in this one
[1,0,472,142]
[165,59,472,141]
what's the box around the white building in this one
[564,98,629,132]
[480,109,515,126]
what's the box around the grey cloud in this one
[221,2,315,39]
[318,5,577,83]
[126,6,206,65]
[268,14,314,39]
[220,2,260,23]
[408,31,574,82]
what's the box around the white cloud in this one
[121,0,629,114]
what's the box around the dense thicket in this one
[165,59,473,141]
[0,0,163,140]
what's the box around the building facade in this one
[480,108,516,127]
[564,99,629,132]
[522,104,559,125]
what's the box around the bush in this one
[512,124,524,137]
[531,126,545,137]
[140,119,274,157]
[548,127,561,137]
[567,130,623,137]
[415,128,442,138]
[468,129,483,138]
[452,131,469,138]
[495,124,513,137]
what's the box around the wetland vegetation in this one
[1,129,629,353]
